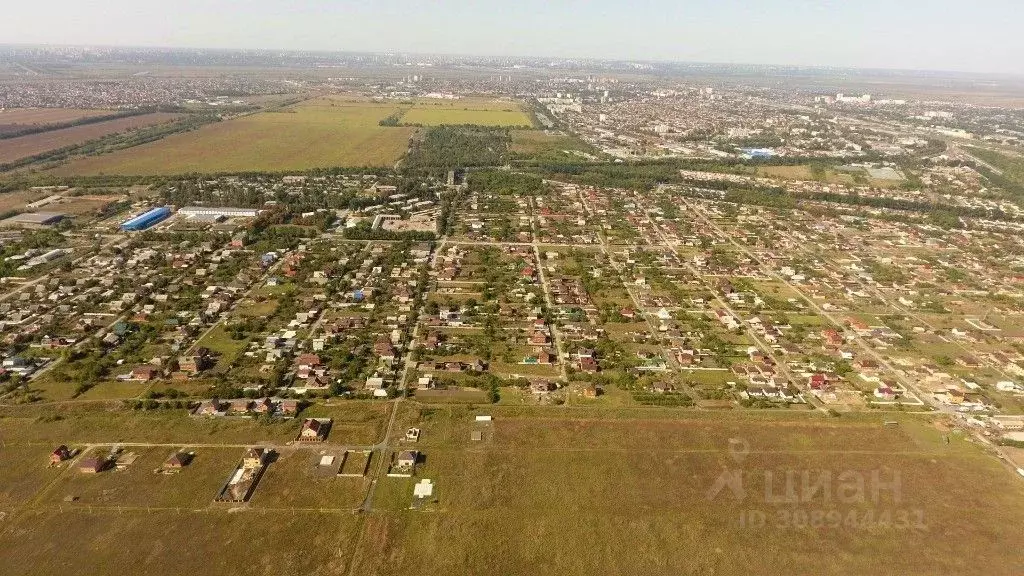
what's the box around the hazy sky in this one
[4,0,1022,74]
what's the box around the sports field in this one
[400,98,532,127]
[1,403,1021,576]
[52,99,416,175]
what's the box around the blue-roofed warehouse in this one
[120,206,171,231]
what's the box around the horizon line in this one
[2,42,1023,80]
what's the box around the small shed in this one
[164,452,193,469]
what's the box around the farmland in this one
[400,98,533,127]
[0,108,112,136]
[52,99,416,175]
[0,112,181,163]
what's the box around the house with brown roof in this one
[529,331,550,346]
[298,418,331,442]
[195,398,225,416]
[132,365,159,381]
[164,452,193,469]
[179,350,213,375]
[279,399,299,417]
[78,456,107,474]
[295,353,322,371]
[50,445,72,464]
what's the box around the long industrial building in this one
[178,206,262,218]
[120,206,172,231]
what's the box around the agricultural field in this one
[0,112,181,163]
[0,108,113,135]
[400,98,532,127]
[52,99,416,175]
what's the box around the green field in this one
[969,147,1024,192]
[400,98,532,127]
[52,98,415,175]
[1,402,1022,575]
[510,130,591,154]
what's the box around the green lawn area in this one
[193,324,250,370]
[76,379,150,401]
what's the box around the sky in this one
[3,0,1022,75]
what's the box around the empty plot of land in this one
[252,450,367,509]
[401,98,532,127]
[357,410,1024,576]
[510,130,593,155]
[48,194,122,216]
[54,99,415,175]
[2,404,1022,576]
[0,508,360,576]
[0,188,52,213]
[0,445,64,508]
[0,113,181,163]
[758,164,856,184]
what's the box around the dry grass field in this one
[0,108,112,136]
[0,188,52,213]
[758,164,856,184]
[251,449,368,509]
[356,407,1024,576]
[1,403,1022,575]
[0,508,358,576]
[39,446,241,508]
[53,99,415,175]
[510,130,592,155]
[0,113,181,163]
[0,108,112,125]
[400,98,532,127]
[0,406,305,446]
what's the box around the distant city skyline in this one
[3,0,1022,75]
